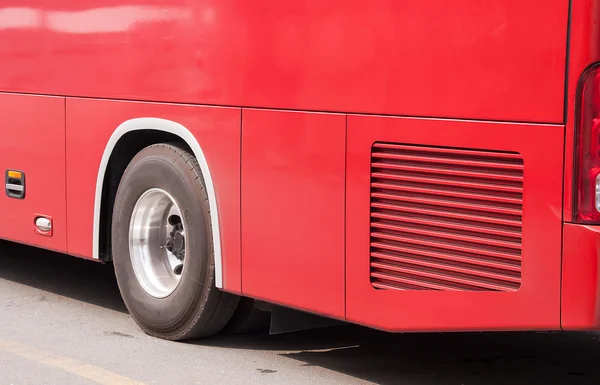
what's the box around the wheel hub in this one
[167,224,185,260]
[129,188,186,298]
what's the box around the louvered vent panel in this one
[370,143,523,292]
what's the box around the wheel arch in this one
[93,117,224,288]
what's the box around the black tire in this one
[111,143,239,340]
[222,297,271,335]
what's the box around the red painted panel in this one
[65,99,242,293]
[346,115,564,331]
[241,109,345,318]
[0,93,66,252]
[563,0,600,222]
[561,223,600,330]
[0,1,567,123]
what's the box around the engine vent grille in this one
[370,143,523,292]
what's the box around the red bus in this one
[0,1,598,340]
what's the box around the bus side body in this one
[0,0,598,332]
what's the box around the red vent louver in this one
[370,143,523,292]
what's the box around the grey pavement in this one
[0,240,599,385]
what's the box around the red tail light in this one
[574,65,600,223]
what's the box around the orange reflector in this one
[7,171,22,179]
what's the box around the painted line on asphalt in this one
[0,338,145,385]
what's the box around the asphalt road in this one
[0,240,599,385]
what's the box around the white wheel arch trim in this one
[93,117,224,288]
